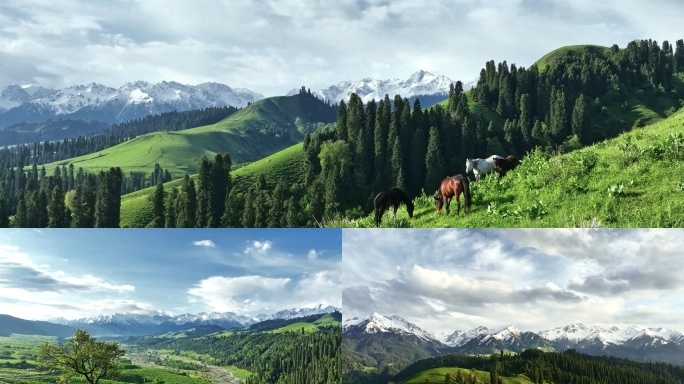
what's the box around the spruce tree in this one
[176,175,197,228]
[285,196,299,228]
[165,186,178,228]
[0,185,8,228]
[195,156,213,228]
[150,183,165,228]
[390,136,405,189]
[410,127,427,196]
[571,94,592,145]
[424,127,445,194]
[221,188,244,228]
[47,184,66,228]
[210,153,231,227]
[267,182,287,228]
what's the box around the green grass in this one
[224,365,251,379]
[41,94,329,180]
[399,367,533,384]
[268,322,321,334]
[333,108,684,228]
[313,313,341,327]
[533,44,610,72]
[118,142,306,227]
[101,367,208,384]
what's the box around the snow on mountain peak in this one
[343,312,437,342]
[302,71,477,104]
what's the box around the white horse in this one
[465,155,504,181]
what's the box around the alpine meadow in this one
[1,39,684,227]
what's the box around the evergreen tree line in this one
[0,164,122,228]
[150,153,309,228]
[295,38,684,222]
[0,106,239,168]
[132,327,341,384]
[389,349,684,384]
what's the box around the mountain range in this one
[0,81,264,128]
[343,313,684,365]
[0,304,340,338]
[0,70,470,132]
[288,70,475,107]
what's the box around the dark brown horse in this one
[374,187,414,227]
[434,174,471,215]
[493,155,519,178]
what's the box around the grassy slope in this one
[334,107,684,228]
[119,142,305,227]
[533,44,610,72]
[399,367,533,384]
[41,94,325,179]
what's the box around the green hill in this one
[332,107,684,228]
[41,92,335,179]
[399,367,533,384]
[533,44,610,72]
[118,142,306,227]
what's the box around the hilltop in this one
[38,91,335,179]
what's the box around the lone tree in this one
[38,329,125,384]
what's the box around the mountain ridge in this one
[289,70,476,105]
[0,81,264,128]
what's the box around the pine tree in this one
[195,156,213,228]
[373,96,391,192]
[150,183,165,228]
[390,136,405,189]
[519,93,532,149]
[13,191,27,228]
[285,196,299,228]
[424,127,445,194]
[71,174,96,228]
[337,99,348,141]
[165,186,178,228]
[571,94,592,145]
[550,87,568,141]
[176,175,197,228]
[267,182,287,228]
[210,153,232,227]
[410,127,427,196]
[47,184,66,228]
[221,188,243,228]
[0,185,8,228]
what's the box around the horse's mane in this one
[392,187,414,207]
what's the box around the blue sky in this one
[1,0,683,96]
[343,229,684,334]
[0,229,341,320]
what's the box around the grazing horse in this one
[493,155,519,178]
[374,187,414,227]
[434,174,471,215]
[465,155,504,181]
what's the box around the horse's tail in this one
[462,175,471,213]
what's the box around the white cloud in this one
[193,240,216,247]
[1,0,682,96]
[245,241,272,254]
[308,249,318,259]
[187,275,290,312]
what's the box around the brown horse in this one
[374,187,414,227]
[493,155,519,178]
[434,174,471,215]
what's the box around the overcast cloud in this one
[342,229,684,335]
[1,0,683,96]
[0,229,341,320]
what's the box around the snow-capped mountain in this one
[256,304,341,322]
[289,70,476,105]
[50,305,337,337]
[343,313,438,342]
[0,81,264,128]
[539,323,684,348]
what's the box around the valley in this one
[0,309,342,384]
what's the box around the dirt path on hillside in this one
[128,350,244,384]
